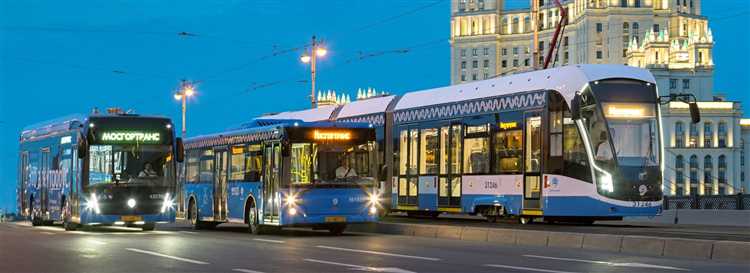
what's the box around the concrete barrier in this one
[711,241,750,262]
[487,228,517,245]
[547,232,584,249]
[460,227,489,242]
[349,222,750,263]
[436,226,462,240]
[582,233,623,252]
[621,236,665,256]
[515,230,549,247]
[662,238,713,259]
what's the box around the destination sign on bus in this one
[312,130,352,141]
[100,131,161,143]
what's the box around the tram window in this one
[563,115,592,183]
[440,127,449,175]
[420,128,439,175]
[526,116,542,172]
[399,130,408,175]
[464,137,489,174]
[450,125,462,174]
[409,130,418,175]
[230,146,246,180]
[494,130,522,173]
[186,150,200,183]
[399,178,407,196]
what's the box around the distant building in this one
[316,88,389,108]
[450,0,747,195]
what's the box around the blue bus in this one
[181,120,380,234]
[259,65,699,224]
[18,110,183,231]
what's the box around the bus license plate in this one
[121,215,142,222]
[325,216,346,223]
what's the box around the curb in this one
[349,222,750,263]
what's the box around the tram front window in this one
[580,80,662,201]
[289,142,376,185]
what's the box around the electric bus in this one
[18,110,183,231]
[260,64,699,224]
[181,121,380,234]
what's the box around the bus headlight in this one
[160,193,174,213]
[599,173,614,193]
[288,207,297,216]
[284,194,298,207]
[369,206,377,215]
[127,198,137,208]
[85,193,101,214]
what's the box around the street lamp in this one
[174,80,196,138]
[300,36,327,108]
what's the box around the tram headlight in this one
[85,193,101,214]
[599,173,614,193]
[367,192,381,206]
[160,193,174,213]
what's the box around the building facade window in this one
[741,140,746,183]
[596,51,603,59]
[670,79,678,90]
[689,155,698,195]
[483,47,489,55]
[675,121,685,148]
[635,0,641,7]
[472,73,477,80]
[682,79,690,90]
[596,23,603,33]
[524,58,530,66]
[718,122,728,148]
[472,48,478,56]
[461,49,466,57]
[623,22,629,34]
[676,155,685,196]
[718,155,727,194]
[653,24,660,33]
[472,60,478,68]
[461,61,466,69]
[483,59,489,68]
[704,122,713,147]
[461,73,466,81]
[621,0,628,7]
[501,60,507,67]
[689,123,699,148]
[513,47,519,55]
[502,48,508,56]
[478,0,485,10]
[513,59,519,67]
[704,155,713,195]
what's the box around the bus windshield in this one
[288,141,376,185]
[88,144,174,187]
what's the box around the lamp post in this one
[300,35,327,108]
[173,80,196,138]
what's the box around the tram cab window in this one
[494,126,522,173]
[563,114,591,183]
[463,124,490,174]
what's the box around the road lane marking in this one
[125,248,210,265]
[86,239,107,245]
[304,258,416,273]
[484,264,580,273]
[253,238,285,244]
[232,268,266,273]
[40,231,55,235]
[316,245,440,261]
[523,255,690,271]
[180,231,198,235]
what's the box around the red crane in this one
[542,0,568,69]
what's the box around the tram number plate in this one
[325,216,346,223]
[121,215,142,222]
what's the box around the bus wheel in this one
[141,223,156,231]
[328,224,347,235]
[189,199,203,230]
[519,216,533,225]
[247,207,260,235]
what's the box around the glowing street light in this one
[173,80,196,138]
[300,35,327,108]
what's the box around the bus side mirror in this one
[689,102,701,124]
[175,137,185,163]
[571,93,582,120]
[77,133,88,159]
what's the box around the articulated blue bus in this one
[18,111,183,231]
[181,121,380,234]
[260,65,683,224]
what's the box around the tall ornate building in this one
[450,0,749,195]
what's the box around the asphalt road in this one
[1,222,748,273]
[382,214,750,242]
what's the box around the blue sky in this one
[1,0,748,212]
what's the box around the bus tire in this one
[30,196,42,226]
[188,199,205,230]
[141,223,156,231]
[247,207,260,235]
[328,224,347,235]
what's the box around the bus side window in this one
[246,145,262,182]
[186,150,200,183]
[199,149,214,182]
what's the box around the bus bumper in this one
[79,210,176,225]
[280,213,378,226]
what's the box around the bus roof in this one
[20,113,171,142]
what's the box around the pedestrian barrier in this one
[349,222,750,263]
[663,194,747,210]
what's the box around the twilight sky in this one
[1,0,748,212]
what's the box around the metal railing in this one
[663,194,748,210]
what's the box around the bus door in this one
[70,148,80,218]
[41,148,50,215]
[19,152,28,215]
[523,113,543,211]
[262,142,281,224]
[213,147,229,221]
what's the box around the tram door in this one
[523,114,543,210]
[262,143,281,223]
[213,148,228,221]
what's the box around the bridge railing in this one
[663,194,748,210]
